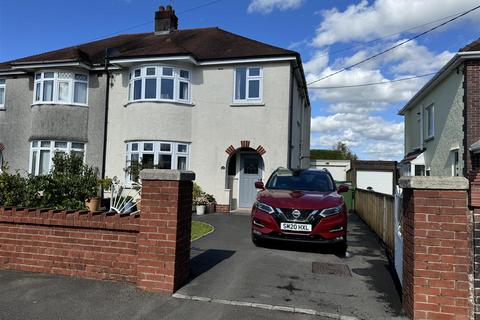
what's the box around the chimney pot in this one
[154,5,178,35]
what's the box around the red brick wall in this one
[215,204,230,213]
[0,170,195,294]
[0,208,139,282]
[402,188,472,320]
[464,60,480,178]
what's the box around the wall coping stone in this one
[398,176,469,190]
[140,169,195,181]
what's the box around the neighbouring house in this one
[310,159,351,181]
[346,160,398,195]
[0,5,311,211]
[399,38,480,178]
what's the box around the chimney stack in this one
[155,5,178,35]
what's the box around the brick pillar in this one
[137,169,194,293]
[399,176,472,320]
[463,61,480,178]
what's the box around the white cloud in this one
[363,142,405,160]
[312,0,480,47]
[248,0,305,14]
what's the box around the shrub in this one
[0,164,27,206]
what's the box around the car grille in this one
[275,208,319,223]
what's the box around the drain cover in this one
[312,262,351,277]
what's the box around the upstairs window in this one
[0,79,5,109]
[234,67,262,102]
[34,71,88,105]
[29,140,85,175]
[128,66,191,103]
[425,104,434,139]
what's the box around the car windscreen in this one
[266,170,335,192]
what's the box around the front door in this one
[239,153,262,208]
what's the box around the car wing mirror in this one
[337,184,349,193]
[255,181,265,190]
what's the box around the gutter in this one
[398,51,480,115]
[287,65,294,169]
[101,50,111,189]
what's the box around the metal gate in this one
[393,185,403,285]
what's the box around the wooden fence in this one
[354,188,395,254]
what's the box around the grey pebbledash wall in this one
[0,71,107,175]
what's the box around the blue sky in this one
[1,0,479,159]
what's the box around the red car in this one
[251,168,348,254]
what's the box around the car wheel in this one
[335,237,347,256]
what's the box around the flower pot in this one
[196,205,206,215]
[85,196,101,212]
[207,203,215,214]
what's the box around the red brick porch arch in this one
[225,141,266,156]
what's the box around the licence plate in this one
[280,223,312,232]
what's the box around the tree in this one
[334,142,358,160]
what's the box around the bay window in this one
[128,66,191,103]
[29,140,85,175]
[34,71,88,105]
[234,67,262,102]
[125,141,190,181]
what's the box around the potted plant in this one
[194,195,209,215]
[205,193,216,213]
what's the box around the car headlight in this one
[256,201,275,214]
[319,205,344,217]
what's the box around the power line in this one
[84,0,224,43]
[307,4,480,85]
[308,72,436,89]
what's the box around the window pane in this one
[0,79,4,84]
[180,70,189,79]
[177,156,187,170]
[177,144,187,153]
[40,141,51,148]
[43,80,54,101]
[32,141,38,147]
[35,83,41,101]
[134,69,141,77]
[35,74,41,80]
[179,81,189,100]
[39,150,50,175]
[58,72,73,79]
[131,153,139,162]
[162,68,173,76]
[145,79,157,99]
[71,142,84,149]
[158,154,172,169]
[58,81,70,102]
[54,141,67,148]
[248,67,260,77]
[161,79,174,99]
[71,150,84,159]
[44,72,54,79]
[131,143,138,151]
[144,143,153,151]
[235,68,246,100]
[146,67,156,76]
[160,143,171,152]
[142,154,154,169]
[248,79,260,99]
[133,80,142,100]
[74,82,87,104]
[75,74,88,81]
[31,151,37,174]
[0,87,4,105]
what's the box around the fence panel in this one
[354,188,395,254]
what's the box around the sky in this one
[1,0,479,160]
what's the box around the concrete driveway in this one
[181,212,405,319]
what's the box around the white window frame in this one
[33,71,88,106]
[128,66,192,104]
[0,78,5,109]
[125,140,190,182]
[451,149,460,176]
[233,66,263,103]
[425,103,434,139]
[29,140,86,175]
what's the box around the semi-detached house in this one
[0,6,311,212]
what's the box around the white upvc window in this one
[29,140,86,175]
[125,141,190,181]
[425,104,434,139]
[0,79,5,109]
[34,71,88,105]
[128,66,191,103]
[451,149,460,176]
[234,66,262,103]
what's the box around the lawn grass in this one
[191,220,214,241]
